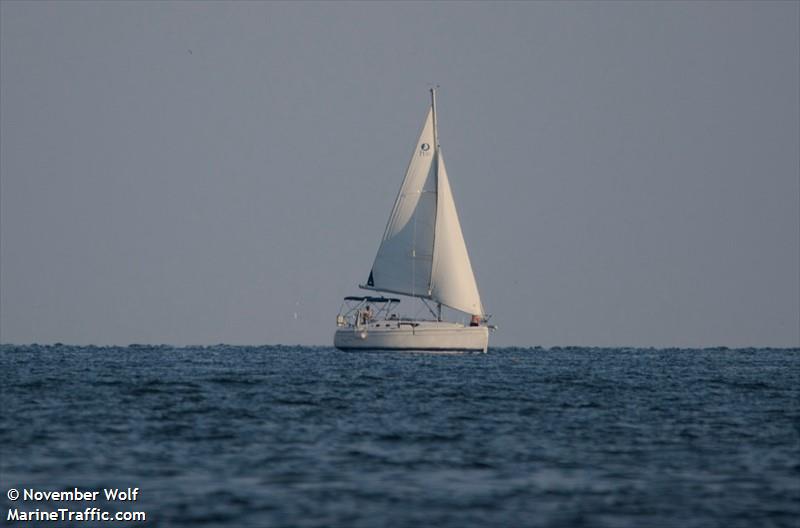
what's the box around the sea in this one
[1,345,798,527]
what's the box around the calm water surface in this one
[2,345,798,527]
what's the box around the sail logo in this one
[420,143,430,152]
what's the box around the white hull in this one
[334,320,488,353]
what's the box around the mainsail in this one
[363,92,483,315]
[366,108,437,298]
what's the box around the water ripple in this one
[1,345,798,527]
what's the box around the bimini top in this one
[343,296,401,303]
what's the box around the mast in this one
[429,86,440,305]
[430,87,439,150]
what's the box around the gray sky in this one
[1,1,798,347]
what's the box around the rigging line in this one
[421,298,438,319]
[412,194,416,298]
[428,90,440,297]
[429,151,439,296]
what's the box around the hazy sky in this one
[1,1,798,347]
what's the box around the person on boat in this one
[470,315,481,327]
[361,305,373,325]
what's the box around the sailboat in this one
[334,88,494,353]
